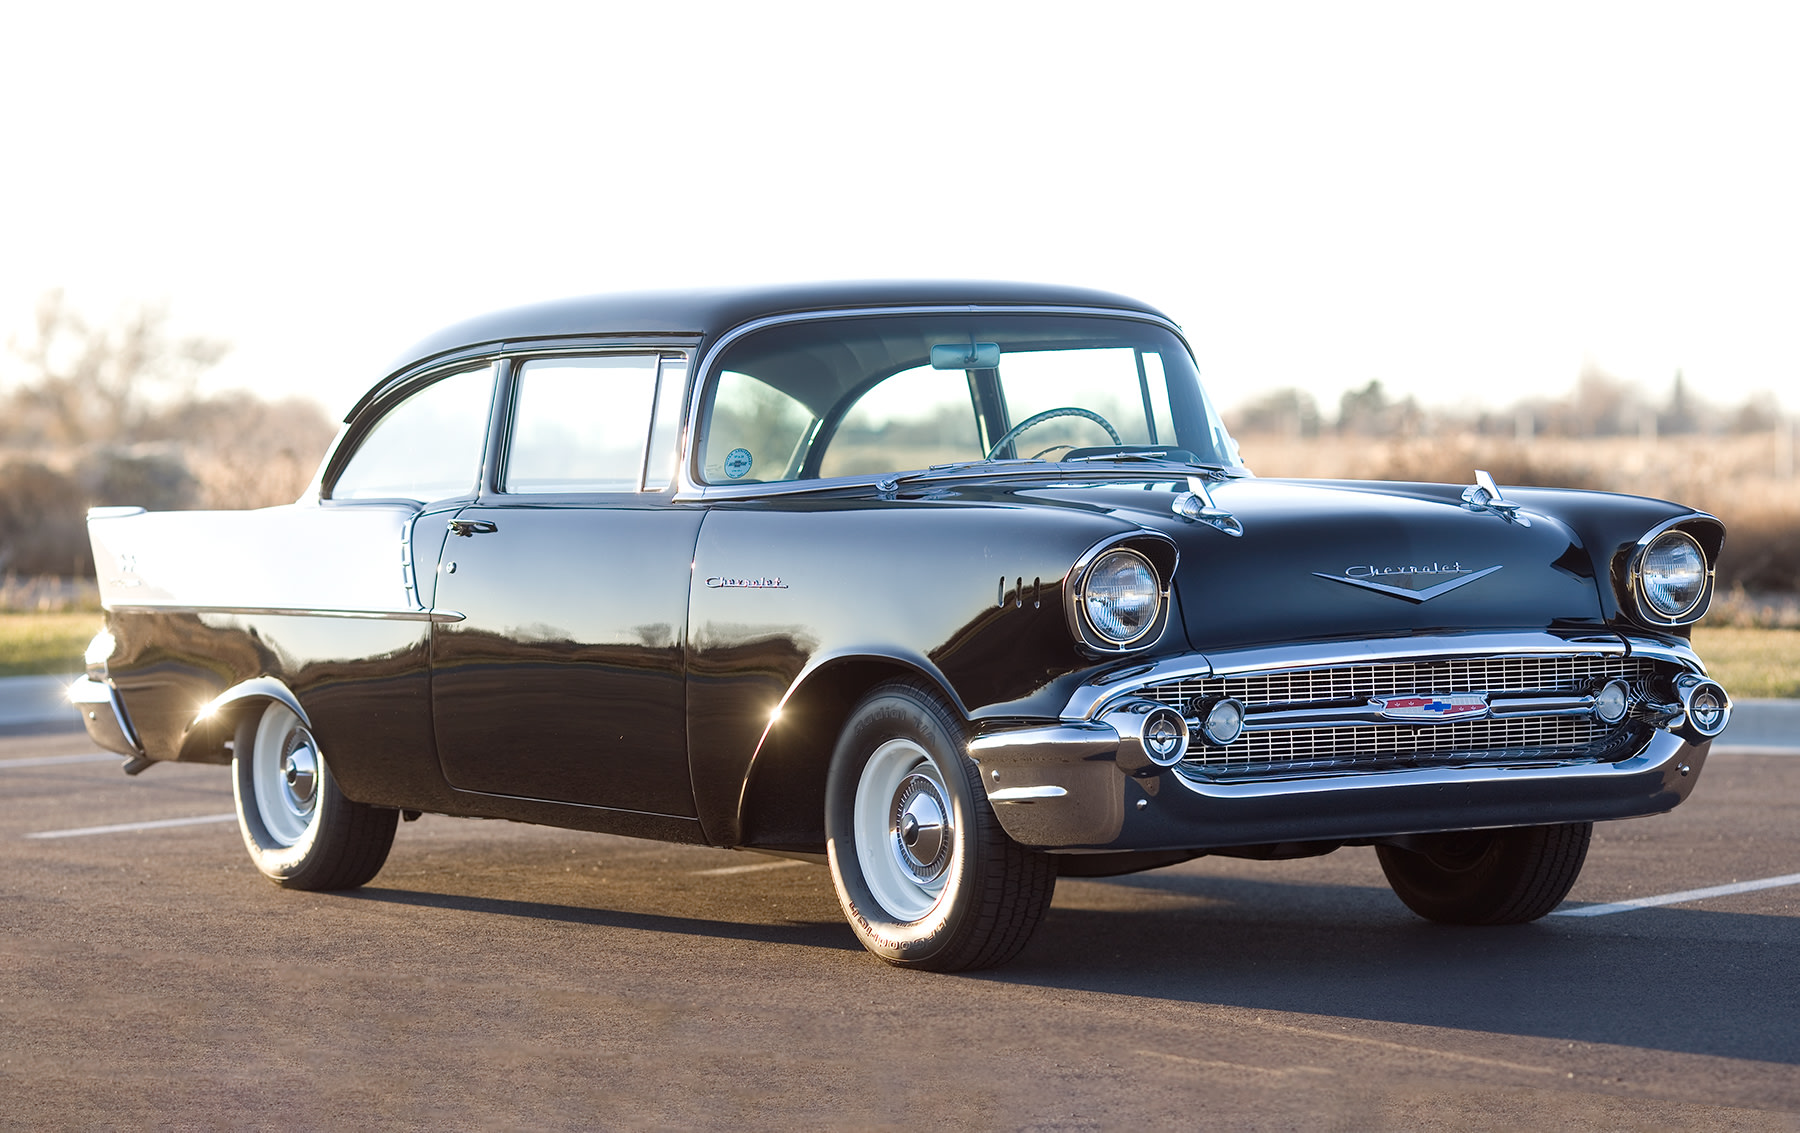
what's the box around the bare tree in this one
[4,290,230,446]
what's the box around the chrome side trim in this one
[106,603,464,623]
[1061,631,1636,721]
[988,785,1070,803]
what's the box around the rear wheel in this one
[1377,823,1592,924]
[825,680,1056,970]
[232,701,397,890]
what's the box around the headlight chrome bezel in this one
[1625,516,1721,627]
[1066,534,1177,654]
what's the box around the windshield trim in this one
[680,304,1219,497]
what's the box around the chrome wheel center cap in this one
[280,740,319,811]
[891,773,949,883]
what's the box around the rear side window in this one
[503,355,664,493]
[333,365,494,501]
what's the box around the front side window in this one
[333,364,494,501]
[693,313,1238,485]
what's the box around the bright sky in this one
[3,1,1796,421]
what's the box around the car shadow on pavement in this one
[993,871,1800,1066]
[338,885,862,952]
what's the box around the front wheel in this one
[232,701,397,890]
[825,680,1056,970]
[1376,823,1592,925]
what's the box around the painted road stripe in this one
[1551,871,1800,917]
[27,813,238,840]
[694,859,809,877]
[0,752,116,769]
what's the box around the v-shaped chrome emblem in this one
[1313,564,1503,603]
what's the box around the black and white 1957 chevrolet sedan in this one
[73,281,1731,970]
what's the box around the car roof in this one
[386,280,1172,379]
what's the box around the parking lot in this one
[2,715,1796,1130]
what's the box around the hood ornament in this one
[1461,469,1531,526]
[1315,561,1503,603]
[1172,476,1243,537]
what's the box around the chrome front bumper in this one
[971,721,1709,850]
[970,632,1721,851]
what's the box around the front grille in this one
[1138,654,1660,780]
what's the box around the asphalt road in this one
[2,726,1796,1130]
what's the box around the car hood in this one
[1002,475,1610,652]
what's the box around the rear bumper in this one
[68,676,144,759]
[970,722,1708,851]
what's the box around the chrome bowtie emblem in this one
[1373,693,1490,721]
[1314,561,1502,603]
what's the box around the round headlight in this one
[1081,549,1161,645]
[1639,530,1707,619]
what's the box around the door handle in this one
[448,519,498,537]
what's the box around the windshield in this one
[695,313,1240,485]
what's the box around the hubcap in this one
[280,738,318,811]
[892,773,950,884]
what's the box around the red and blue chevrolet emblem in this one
[1373,693,1490,722]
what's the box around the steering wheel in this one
[985,407,1122,460]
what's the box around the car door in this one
[429,351,702,816]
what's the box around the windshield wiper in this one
[876,454,1242,493]
[876,459,1043,492]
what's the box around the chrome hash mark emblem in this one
[1373,693,1491,721]
[1313,562,1502,603]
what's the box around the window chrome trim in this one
[676,303,1216,501]
[324,358,501,503]
[489,349,685,499]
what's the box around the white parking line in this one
[1551,872,1800,917]
[26,813,238,840]
[694,859,809,876]
[0,753,117,769]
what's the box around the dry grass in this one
[0,611,102,678]
[1691,627,1800,699]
